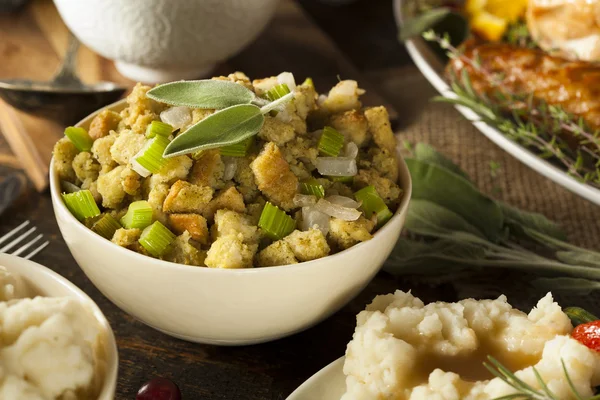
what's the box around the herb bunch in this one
[385,143,600,292]
[421,30,600,189]
[487,357,600,400]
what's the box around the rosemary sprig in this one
[486,357,600,400]
[422,30,600,188]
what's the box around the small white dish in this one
[53,0,280,83]
[49,99,412,346]
[0,253,119,400]
[286,357,345,400]
[394,0,600,206]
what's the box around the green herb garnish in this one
[120,201,153,230]
[139,221,175,257]
[92,214,121,239]
[64,126,93,152]
[384,143,600,291]
[318,126,345,157]
[62,190,100,221]
[300,179,325,198]
[146,120,173,138]
[564,307,599,327]
[135,136,170,174]
[258,202,296,240]
[148,79,295,158]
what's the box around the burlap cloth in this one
[369,66,600,250]
[366,66,600,310]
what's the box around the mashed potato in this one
[342,290,600,400]
[0,267,104,399]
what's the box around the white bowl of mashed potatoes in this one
[49,72,412,345]
[0,253,118,400]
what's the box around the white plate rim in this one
[393,0,600,206]
[286,357,346,400]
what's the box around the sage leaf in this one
[164,104,264,157]
[532,277,600,294]
[499,202,566,241]
[406,158,504,241]
[259,92,294,114]
[406,199,485,238]
[556,251,600,269]
[147,80,256,109]
[399,8,452,41]
[414,143,471,181]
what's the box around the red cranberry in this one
[136,377,181,400]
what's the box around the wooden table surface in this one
[1,0,599,399]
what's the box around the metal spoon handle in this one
[52,34,84,87]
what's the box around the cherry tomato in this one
[572,320,600,352]
[136,377,181,400]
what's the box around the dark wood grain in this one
[1,0,600,399]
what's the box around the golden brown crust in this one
[162,180,213,214]
[88,110,121,140]
[168,214,209,244]
[250,142,298,210]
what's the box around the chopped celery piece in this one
[139,221,175,257]
[330,176,354,184]
[62,190,100,221]
[265,83,291,101]
[146,120,173,138]
[120,200,153,229]
[300,179,325,198]
[64,126,93,152]
[135,136,170,174]
[92,214,121,239]
[354,185,393,226]
[220,137,253,157]
[318,126,345,157]
[258,202,296,240]
[302,77,314,88]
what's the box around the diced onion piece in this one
[354,185,394,226]
[326,195,361,209]
[314,198,361,221]
[301,206,330,235]
[61,181,81,194]
[299,179,325,198]
[316,157,357,177]
[344,142,359,158]
[220,137,253,157]
[317,94,327,106]
[265,83,291,101]
[329,175,354,184]
[277,72,296,91]
[293,194,317,207]
[134,136,170,174]
[139,221,175,257]
[258,202,296,240]
[120,200,153,229]
[131,159,151,178]
[222,156,238,181]
[62,190,100,221]
[160,106,191,130]
[64,126,93,152]
[146,120,173,138]
[92,214,121,239]
[301,77,314,88]
[318,126,345,157]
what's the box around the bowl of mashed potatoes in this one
[0,253,118,400]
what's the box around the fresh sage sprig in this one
[384,143,600,292]
[147,79,294,157]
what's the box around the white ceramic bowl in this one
[0,253,118,399]
[50,100,412,345]
[53,0,280,83]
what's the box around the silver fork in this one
[0,221,49,260]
